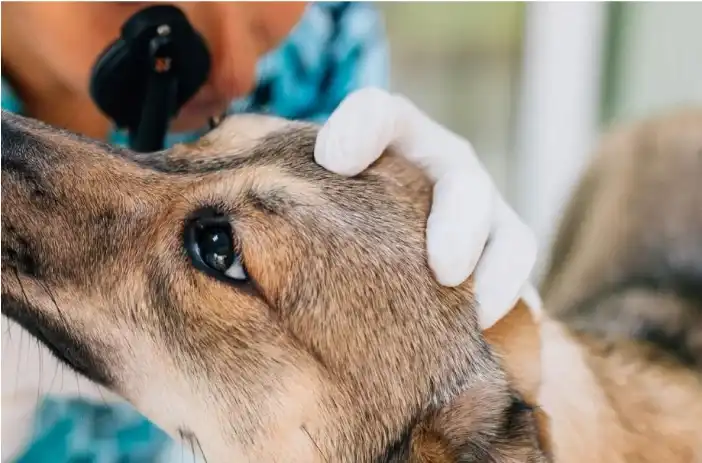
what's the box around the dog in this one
[537,108,702,461]
[1,110,548,462]
[1,107,701,462]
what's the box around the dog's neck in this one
[534,312,702,462]
[536,317,624,461]
[379,300,551,463]
[194,299,702,462]
[481,300,639,462]
[190,300,548,463]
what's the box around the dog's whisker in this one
[74,370,84,401]
[177,429,208,463]
[60,362,66,394]
[195,436,209,463]
[37,336,44,401]
[38,280,70,329]
[95,383,109,407]
[4,315,13,343]
[301,424,328,463]
[36,281,100,406]
[13,269,30,400]
[193,435,209,463]
[47,354,62,394]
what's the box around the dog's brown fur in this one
[1,111,545,462]
[2,108,701,462]
[534,109,702,461]
[541,109,702,371]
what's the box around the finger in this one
[427,167,495,287]
[388,95,498,286]
[315,87,397,176]
[316,88,487,180]
[316,88,499,288]
[472,197,538,329]
[390,94,484,180]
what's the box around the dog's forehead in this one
[206,114,299,147]
[156,114,321,178]
[193,114,315,157]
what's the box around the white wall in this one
[607,3,702,125]
[512,3,608,281]
[513,2,702,281]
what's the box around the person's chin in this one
[171,103,228,133]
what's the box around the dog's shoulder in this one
[542,108,702,371]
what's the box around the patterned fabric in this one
[14,399,171,463]
[2,2,388,462]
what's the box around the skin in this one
[0,1,307,139]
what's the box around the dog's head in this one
[1,110,546,462]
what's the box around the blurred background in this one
[378,2,702,280]
[2,2,702,462]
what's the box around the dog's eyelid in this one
[183,207,250,284]
[193,213,231,229]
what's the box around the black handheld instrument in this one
[90,5,211,152]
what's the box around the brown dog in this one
[1,108,700,462]
[536,108,702,461]
[1,110,547,462]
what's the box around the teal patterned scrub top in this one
[1,2,388,462]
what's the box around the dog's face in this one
[1,111,545,462]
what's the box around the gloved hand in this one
[314,88,539,329]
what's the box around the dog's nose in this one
[1,111,58,215]
[2,112,26,160]
[1,111,62,183]
[1,111,42,165]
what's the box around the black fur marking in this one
[564,267,702,368]
[636,324,698,367]
[2,234,40,278]
[503,395,536,440]
[2,149,60,207]
[145,262,187,340]
[1,294,113,387]
[374,416,416,463]
[246,190,290,215]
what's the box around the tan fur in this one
[2,107,702,462]
[1,111,545,462]
[536,108,702,461]
[541,109,702,369]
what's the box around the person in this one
[1,2,537,462]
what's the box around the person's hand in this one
[314,88,539,329]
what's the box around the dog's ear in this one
[401,299,551,462]
[484,298,552,459]
[485,300,542,405]
[367,151,551,460]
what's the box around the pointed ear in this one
[484,298,553,458]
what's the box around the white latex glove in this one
[314,88,539,329]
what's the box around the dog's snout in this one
[2,111,38,160]
[2,112,61,281]
[1,112,52,184]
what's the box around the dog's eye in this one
[196,226,247,280]
[185,213,248,282]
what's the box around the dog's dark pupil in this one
[200,226,233,271]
